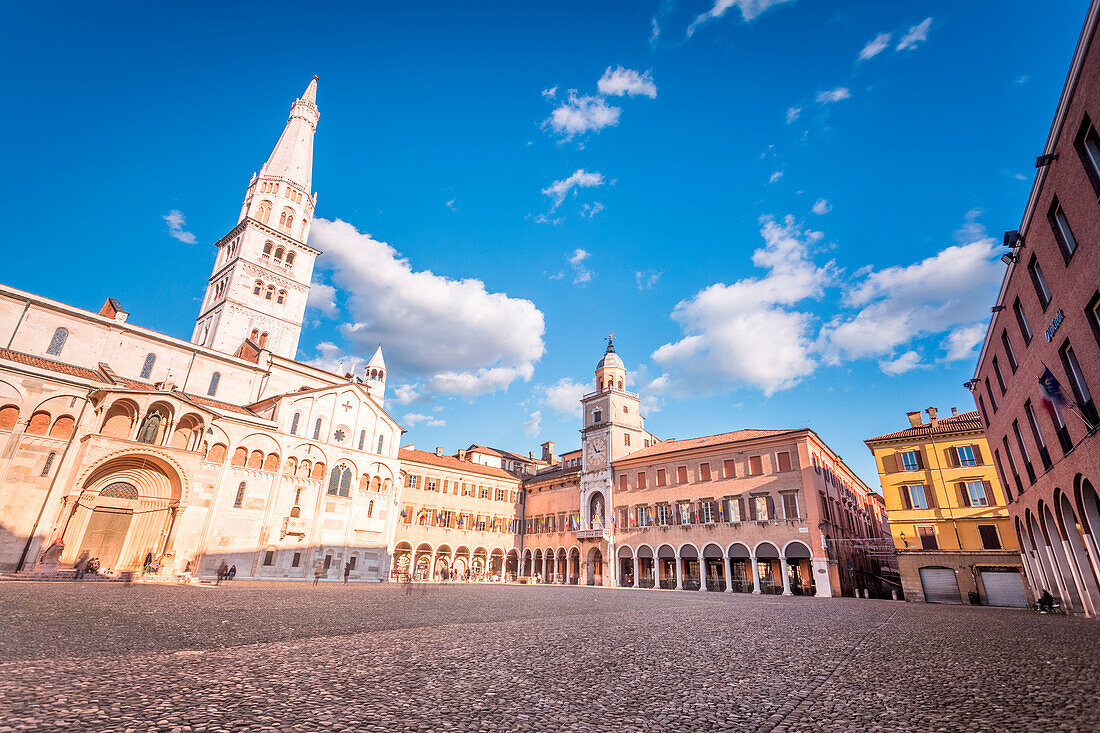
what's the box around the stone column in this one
[725,558,734,593]
[811,557,832,597]
[780,558,792,596]
[1043,544,1073,610]
[675,552,683,590]
[632,555,639,589]
[699,559,707,592]
[751,555,761,594]
[1061,538,1095,617]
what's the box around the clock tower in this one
[577,336,649,584]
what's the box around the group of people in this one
[437,567,476,583]
[215,561,237,584]
[72,552,101,580]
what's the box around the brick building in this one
[971,0,1100,615]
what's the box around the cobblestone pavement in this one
[0,582,1096,732]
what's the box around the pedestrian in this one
[216,560,228,585]
[343,561,352,585]
[73,551,89,581]
[313,564,324,586]
[404,571,413,595]
[228,564,237,581]
[1038,589,1055,613]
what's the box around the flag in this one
[1039,367,1068,421]
[400,508,407,519]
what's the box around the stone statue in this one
[138,411,162,444]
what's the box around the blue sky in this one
[2,1,1090,487]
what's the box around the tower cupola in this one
[364,344,387,404]
[595,334,626,393]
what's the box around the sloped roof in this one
[614,429,799,462]
[865,411,983,443]
[399,448,517,480]
[0,348,102,381]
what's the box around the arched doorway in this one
[490,548,505,581]
[454,546,471,578]
[679,544,700,590]
[556,548,568,583]
[636,545,655,588]
[657,544,676,589]
[587,546,603,585]
[413,543,433,581]
[472,547,488,580]
[617,545,635,587]
[783,540,815,596]
[434,544,453,580]
[728,543,752,592]
[60,453,183,573]
[702,543,725,591]
[393,542,413,579]
[505,549,519,581]
[755,542,781,594]
[569,547,581,584]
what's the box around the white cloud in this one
[858,32,892,61]
[546,93,621,139]
[580,202,605,219]
[816,87,851,104]
[1014,75,1030,85]
[649,16,661,47]
[597,66,657,98]
[390,383,425,406]
[542,169,605,208]
[879,350,925,376]
[896,17,932,51]
[523,410,542,437]
[445,199,456,211]
[309,218,545,398]
[404,412,446,428]
[687,0,795,37]
[819,213,1002,363]
[306,282,338,316]
[651,215,833,397]
[541,85,558,99]
[769,170,784,183]
[811,198,832,215]
[635,269,662,290]
[163,210,197,244]
[943,323,987,362]
[537,378,589,417]
[309,341,366,376]
[786,106,801,124]
[569,248,593,285]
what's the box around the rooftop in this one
[399,447,518,481]
[864,411,983,444]
[614,429,799,463]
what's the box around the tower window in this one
[257,200,272,225]
[290,412,300,435]
[140,353,156,380]
[377,435,384,454]
[251,328,259,342]
[285,251,296,267]
[47,327,68,356]
[258,332,269,348]
[253,281,263,296]
[359,430,366,450]
[276,290,287,305]
[262,241,273,258]
[234,482,246,508]
[207,372,221,397]
[313,418,322,440]
[265,285,275,300]
[274,247,285,262]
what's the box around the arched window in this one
[0,405,18,431]
[262,241,273,257]
[253,281,263,296]
[257,200,272,224]
[100,482,138,499]
[279,208,294,232]
[358,429,366,451]
[140,353,156,380]
[207,443,227,463]
[274,247,285,262]
[377,435,384,454]
[231,447,248,466]
[617,379,623,390]
[328,464,352,497]
[250,328,259,342]
[276,290,286,305]
[47,328,68,356]
[285,251,296,267]
[207,372,221,397]
[41,452,56,476]
[290,412,300,435]
[49,415,75,439]
[265,285,275,300]
[234,482,246,508]
[367,500,374,517]
[290,505,301,518]
[598,378,603,391]
[258,332,269,348]
[313,418,322,440]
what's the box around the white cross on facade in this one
[342,400,353,410]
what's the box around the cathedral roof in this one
[366,344,386,371]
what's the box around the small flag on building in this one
[1039,367,1068,420]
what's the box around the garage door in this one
[980,570,1028,607]
[919,567,962,604]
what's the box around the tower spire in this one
[260,76,320,193]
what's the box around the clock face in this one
[588,437,608,468]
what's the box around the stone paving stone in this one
[0,582,1096,731]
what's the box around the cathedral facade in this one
[0,79,893,597]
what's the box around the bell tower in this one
[191,77,322,360]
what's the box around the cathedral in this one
[0,79,893,597]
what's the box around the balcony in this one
[575,528,611,541]
[282,517,309,538]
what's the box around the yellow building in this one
[865,407,1028,606]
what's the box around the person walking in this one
[343,561,352,585]
[403,571,413,596]
[313,564,324,586]
[216,560,228,585]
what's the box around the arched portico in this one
[727,543,752,593]
[636,544,655,588]
[657,544,677,589]
[702,543,725,591]
[1056,490,1099,616]
[434,544,453,580]
[454,546,471,577]
[782,540,815,596]
[617,545,635,587]
[754,542,782,595]
[678,543,701,591]
[556,548,567,583]
[489,548,505,581]
[413,543,433,580]
[569,547,581,584]
[58,453,184,573]
[505,549,519,581]
[586,546,603,585]
[393,542,413,579]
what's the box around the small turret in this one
[364,344,387,404]
[595,333,626,393]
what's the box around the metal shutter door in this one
[919,567,962,604]
[981,570,1028,607]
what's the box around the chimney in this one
[457,449,467,462]
[541,440,556,464]
[951,407,958,417]
[98,298,129,322]
[906,410,923,428]
[927,406,938,427]
[435,447,444,457]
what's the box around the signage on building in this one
[1045,308,1065,342]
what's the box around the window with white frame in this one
[965,481,989,507]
